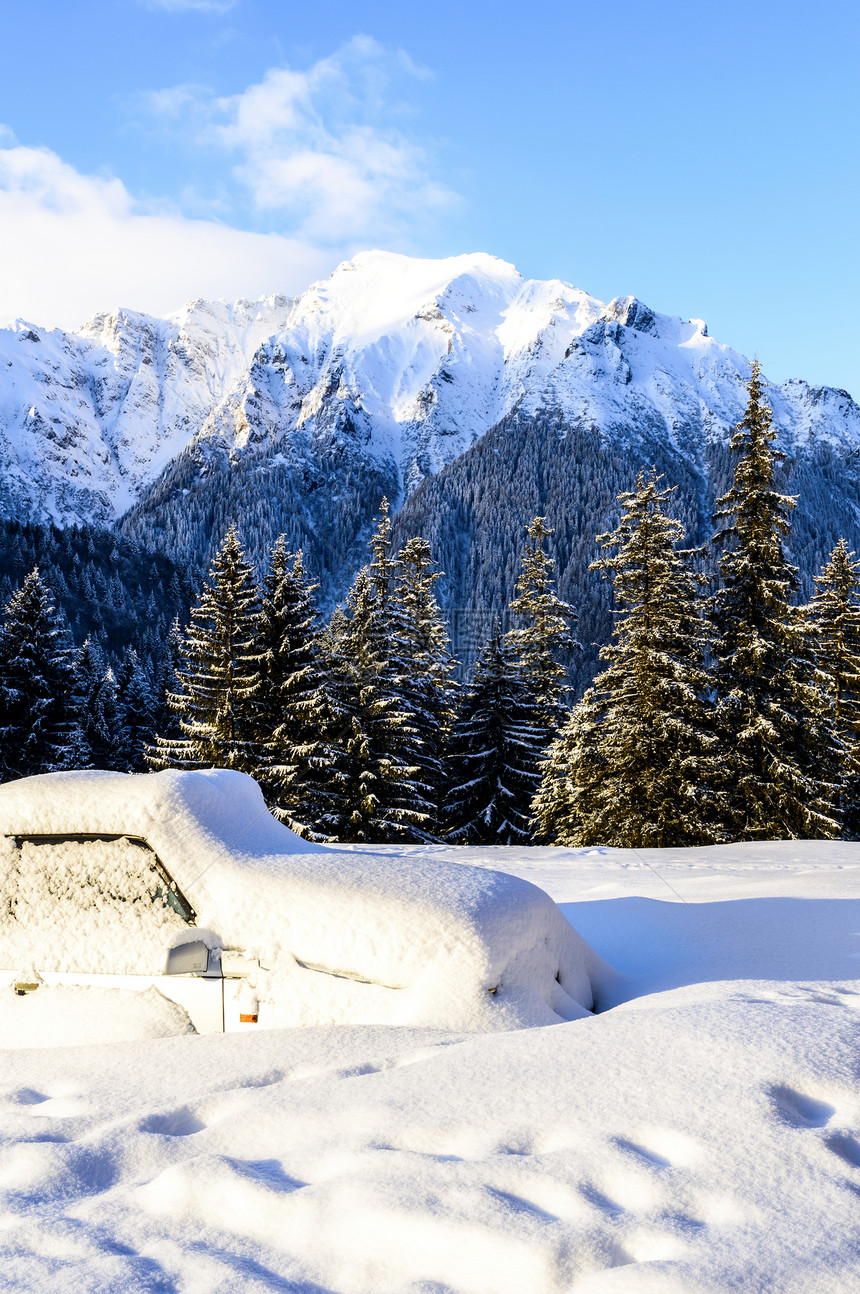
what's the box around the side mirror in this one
[164,941,211,976]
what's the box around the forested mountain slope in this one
[393,411,860,687]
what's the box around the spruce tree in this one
[807,538,860,835]
[255,539,346,840]
[387,536,458,836]
[711,361,840,839]
[0,569,84,780]
[152,616,184,741]
[150,525,262,771]
[533,469,722,847]
[445,621,544,844]
[369,496,394,607]
[117,648,157,772]
[76,639,127,771]
[505,516,578,734]
[325,566,429,842]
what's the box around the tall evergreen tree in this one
[533,469,722,847]
[75,638,127,771]
[807,539,860,749]
[445,621,544,844]
[117,647,157,772]
[0,569,84,780]
[325,565,429,842]
[369,496,394,604]
[807,538,860,835]
[150,525,262,771]
[710,361,840,839]
[255,539,346,840]
[152,616,184,741]
[387,536,458,836]
[505,516,578,734]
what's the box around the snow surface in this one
[0,770,604,1030]
[0,840,857,1291]
[0,984,194,1051]
[2,250,859,527]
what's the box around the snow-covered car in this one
[0,768,608,1037]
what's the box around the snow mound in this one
[0,770,610,1031]
[0,984,195,1050]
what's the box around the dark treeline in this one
[2,365,859,846]
[119,431,398,610]
[0,517,196,666]
[0,519,196,779]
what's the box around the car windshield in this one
[0,836,192,976]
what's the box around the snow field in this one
[0,842,858,1291]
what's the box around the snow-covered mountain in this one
[0,294,294,525]
[3,249,860,654]
[3,249,858,533]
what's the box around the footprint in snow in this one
[769,1084,836,1128]
[235,1069,285,1089]
[616,1128,701,1169]
[222,1156,305,1193]
[485,1186,559,1222]
[580,1182,626,1217]
[824,1132,860,1169]
[4,1088,49,1107]
[613,1138,672,1169]
[140,1106,208,1137]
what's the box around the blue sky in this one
[1,0,857,393]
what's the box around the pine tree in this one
[807,538,860,835]
[711,361,840,839]
[75,639,126,771]
[369,496,394,607]
[445,621,544,844]
[387,536,458,836]
[255,538,346,839]
[152,616,184,740]
[117,648,157,772]
[325,566,429,842]
[533,468,722,847]
[505,516,578,734]
[0,569,85,780]
[150,525,262,771]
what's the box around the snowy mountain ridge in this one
[0,293,294,525]
[3,249,859,534]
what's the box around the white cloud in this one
[0,142,334,330]
[0,39,459,329]
[150,36,458,243]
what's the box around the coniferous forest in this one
[1,364,859,846]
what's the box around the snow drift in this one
[0,768,610,1032]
